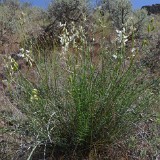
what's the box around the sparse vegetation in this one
[0,0,159,160]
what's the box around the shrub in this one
[0,0,46,53]
[39,0,90,47]
[98,0,148,39]
[100,0,132,29]
[48,0,89,23]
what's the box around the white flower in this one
[131,48,136,53]
[26,50,30,54]
[21,12,25,16]
[116,29,121,34]
[62,45,69,54]
[116,30,123,42]
[123,35,128,39]
[132,54,135,57]
[19,48,24,52]
[69,34,76,41]
[65,29,69,36]
[123,38,128,44]
[59,22,66,27]
[122,27,126,33]
[116,28,128,45]
[97,6,102,10]
[130,25,136,32]
[17,53,25,58]
[59,36,64,45]
[59,22,63,27]
[2,79,8,86]
[8,56,12,60]
[112,54,118,59]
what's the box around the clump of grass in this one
[3,20,159,159]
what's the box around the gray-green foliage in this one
[48,0,89,23]
[98,0,148,38]
[101,0,132,29]
[0,0,47,46]
[0,2,19,45]
[0,0,20,31]
[125,9,148,37]
[0,0,20,7]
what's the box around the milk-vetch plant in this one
[5,13,159,159]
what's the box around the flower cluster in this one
[112,54,118,59]
[112,27,137,59]
[3,48,33,82]
[30,89,39,102]
[59,22,70,54]
[17,48,34,67]
[4,55,19,76]
[59,21,87,55]
[2,55,19,87]
[116,27,128,47]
